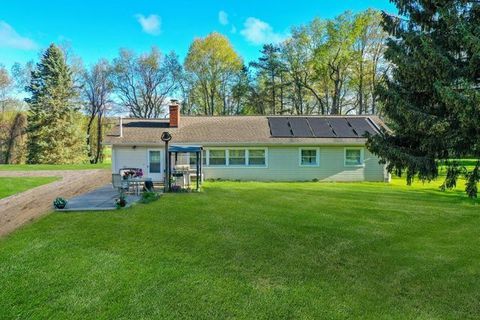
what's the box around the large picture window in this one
[300,148,319,166]
[345,148,364,166]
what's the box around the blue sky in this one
[1,0,398,68]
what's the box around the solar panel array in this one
[268,117,379,138]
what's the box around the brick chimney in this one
[169,99,180,127]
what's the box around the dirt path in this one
[0,170,111,237]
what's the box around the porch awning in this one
[168,145,203,153]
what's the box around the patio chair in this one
[112,173,130,193]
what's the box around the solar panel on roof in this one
[308,118,336,137]
[289,117,314,137]
[269,116,379,138]
[346,118,378,137]
[328,118,358,138]
[268,117,293,137]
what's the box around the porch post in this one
[196,151,200,191]
[167,151,172,191]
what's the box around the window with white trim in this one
[300,148,319,166]
[345,148,364,166]
[248,149,266,166]
[228,149,246,165]
[209,149,226,166]
[203,148,267,167]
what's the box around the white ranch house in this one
[104,102,390,183]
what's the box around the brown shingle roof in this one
[104,115,386,146]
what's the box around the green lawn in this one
[0,180,478,319]
[0,177,58,199]
[0,163,110,171]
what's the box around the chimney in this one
[169,99,180,127]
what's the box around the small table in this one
[127,177,153,195]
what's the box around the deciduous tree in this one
[0,65,12,117]
[112,48,180,118]
[184,32,243,115]
[82,59,113,163]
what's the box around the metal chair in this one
[112,173,130,193]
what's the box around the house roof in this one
[104,115,386,147]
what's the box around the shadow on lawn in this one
[203,179,479,206]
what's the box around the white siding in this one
[112,146,149,177]
[111,145,387,182]
[202,146,386,182]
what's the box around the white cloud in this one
[240,17,285,45]
[0,21,37,50]
[135,14,161,35]
[230,25,237,34]
[218,10,229,25]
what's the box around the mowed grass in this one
[0,177,58,199]
[0,180,479,319]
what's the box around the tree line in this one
[0,9,388,165]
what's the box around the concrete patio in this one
[57,184,141,211]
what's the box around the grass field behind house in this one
[0,147,112,171]
[0,179,478,319]
[0,177,59,199]
[0,163,110,171]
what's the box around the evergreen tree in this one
[367,1,480,197]
[250,44,287,115]
[26,44,85,164]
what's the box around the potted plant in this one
[53,197,67,209]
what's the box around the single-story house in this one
[104,101,390,183]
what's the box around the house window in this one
[248,149,266,166]
[189,152,203,166]
[345,148,363,166]
[228,149,246,165]
[300,148,319,166]
[203,148,267,167]
[209,149,226,166]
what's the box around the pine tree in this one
[367,1,480,197]
[250,44,287,115]
[26,44,86,164]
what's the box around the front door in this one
[147,149,163,181]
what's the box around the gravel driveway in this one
[0,169,111,237]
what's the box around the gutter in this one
[104,140,368,148]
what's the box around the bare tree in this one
[81,59,113,163]
[352,9,388,115]
[112,48,180,118]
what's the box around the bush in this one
[141,191,159,203]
